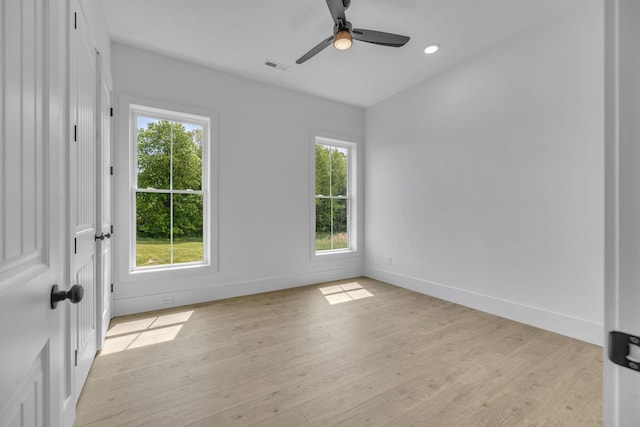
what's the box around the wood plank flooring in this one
[74,277,602,426]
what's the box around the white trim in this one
[113,267,363,316]
[604,1,640,424]
[116,95,219,284]
[129,104,210,271]
[310,133,359,261]
[604,1,621,424]
[365,266,604,346]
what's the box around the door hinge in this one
[74,349,78,367]
[74,12,77,30]
[110,107,113,117]
[110,225,114,234]
[74,238,77,254]
[74,124,77,142]
[110,283,114,293]
[609,331,640,372]
[110,166,114,175]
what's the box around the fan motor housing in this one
[334,21,353,35]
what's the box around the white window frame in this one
[311,135,358,259]
[128,102,215,274]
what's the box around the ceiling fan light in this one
[333,30,353,50]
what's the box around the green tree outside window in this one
[135,118,205,267]
[315,144,349,251]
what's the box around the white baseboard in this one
[365,266,603,346]
[114,265,604,346]
[113,266,362,317]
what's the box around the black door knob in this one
[50,284,84,309]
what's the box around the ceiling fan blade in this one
[325,0,346,26]
[352,29,410,47]
[296,35,334,64]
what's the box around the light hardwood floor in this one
[74,277,602,426]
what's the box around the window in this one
[314,137,356,254]
[131,105,210,270]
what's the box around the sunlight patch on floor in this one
[101,310,193,355]
[319,282,373,305]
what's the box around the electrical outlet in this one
[160,295,174,306]
[386,256,392,265]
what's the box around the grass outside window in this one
[136,238,203,267]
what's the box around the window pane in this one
[136,192,170,267]
[137,117,171,190]
[332,198,349,250]
[173,193,204,264]
[315,144,330,197]
[172,121,203,191]
[316,198,332,251]
[330,147,348,197]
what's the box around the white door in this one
[69,2,98,401]
[0,0,65,425]
[96,52,113,347]
[604,1,640,425]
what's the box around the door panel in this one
[69,3,97,401]
[0,348,46,427]
[1,0,45,263]
[0,0,62,425]
[74,256,95,395]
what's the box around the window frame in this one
[311,135,358,259]
[128,103,214,274]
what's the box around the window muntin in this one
[132,108,208,270]
[315,141,353,253]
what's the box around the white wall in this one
[364,0,604,344]
[79,0,111,82]
[112,44,365,315]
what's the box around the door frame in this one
[604,0,640,425]
[96,49,114,348]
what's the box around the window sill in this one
[313,249,359,261]
[122,261,217,283]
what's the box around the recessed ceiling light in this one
[424,44,439,54]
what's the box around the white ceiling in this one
[99,0,584,108]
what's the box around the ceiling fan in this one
[296,0,410,64]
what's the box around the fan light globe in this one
[333,30,353,50]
